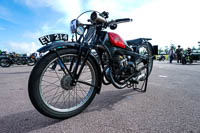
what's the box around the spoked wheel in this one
[27,58,36,66]
[28,49,100,119]
[134,43,153,92]
[0,58,11,67]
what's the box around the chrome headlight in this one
[70,19,84,35]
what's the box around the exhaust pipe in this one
[137,73,146,81]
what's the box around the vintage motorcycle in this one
[181,49,193,65]
[26,53,38,66]
[0,53,21,67]
[0,53,37,67]
[28,11,155,119]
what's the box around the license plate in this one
[39,33,68,45]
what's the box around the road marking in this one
[158,75,168,78]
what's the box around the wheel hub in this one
[60,75,74,90]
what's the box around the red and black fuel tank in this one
[108,32,131,50]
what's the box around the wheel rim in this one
[28,59,35,66]
[39,54,95,112]
[0,59,9,67]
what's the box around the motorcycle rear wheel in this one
[134,43,153,92]
[28,49,100,119]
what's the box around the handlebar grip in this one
[91,11,107,24]
[115,18,132,23]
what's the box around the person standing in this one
[168,47,174,63]
[175,45,182,63]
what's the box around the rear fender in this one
[145,42,156,56]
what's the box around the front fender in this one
[88,53,102,94]
[37,41,79,53]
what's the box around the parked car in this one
[157,52,166,61]
[157,55,165,61]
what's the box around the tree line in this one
[158,44,200,55]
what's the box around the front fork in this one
[54,45,92,86]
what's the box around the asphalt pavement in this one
[0,61,200,133]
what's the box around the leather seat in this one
[126,38,152,46]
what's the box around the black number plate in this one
[39,33,68,45]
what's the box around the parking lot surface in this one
[0,61,200,133]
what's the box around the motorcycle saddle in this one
[126,38,152,46]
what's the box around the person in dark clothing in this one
[175,45,182,63]
[187,47,192,54]
[168,47,174,63]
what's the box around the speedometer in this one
[77,26,84,35]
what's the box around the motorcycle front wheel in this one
[28,49,100,119]
[27,58,36,66]
[0,58,11,67]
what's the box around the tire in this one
[28,49,100,119]
[189,56,193,64]
[182,58,186,65]
[0,58,11,67]
[27,58,36,66]
[16,60,22,65]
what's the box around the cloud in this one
[17,0,200,49]
[87,0,138,17]
[1,41,40,54]
[17,0,81,20]
[110,0,200,48]
[0,5,16,24]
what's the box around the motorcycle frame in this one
[37,24,153,93]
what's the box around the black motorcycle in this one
[0,53,21,67]
[0,53,37,67]
[181,51,193,65]
[28,11,155,119]
[26,53,38,66]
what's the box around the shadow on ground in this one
[0,110,59,133]
[85,88,143,113]
[0,88,143,132]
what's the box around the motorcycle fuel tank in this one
[108,32,126,49]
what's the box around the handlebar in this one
[108,18,132,25]
[115,18,132,23]
[90,11,132,29]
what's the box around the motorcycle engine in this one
[112,54,136,81]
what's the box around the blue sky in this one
[0,0,200,53]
